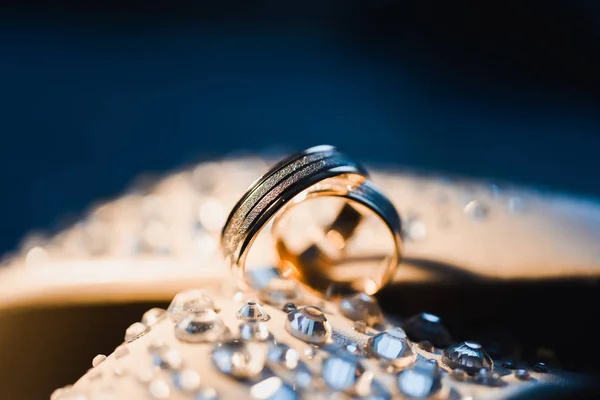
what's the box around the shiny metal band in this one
[221,145,403,294]
[273,177,403,294]
[221,145,368,275]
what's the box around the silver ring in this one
[221,145,403,294]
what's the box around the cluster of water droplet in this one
[8,158,274,268]
[51,282,550,400]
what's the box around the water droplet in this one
[114,362,128,377]
[474,368,503,386]
[232,290,245,303]
[250,376,298,400]
[240,321,271,342]
[124,322,150,343]
[304,346,317,360]
[267,342,299,369]
[92,354,107,367]
[142,308,167,327]
[211,340,267,379]
[285,306,332,345]
[259,279,303,306]
[282,302,297,313]
[533,361,548,373]
[50,386,74,400]
[173,369,201,392]
[508,197,525,213]
[404,217,427,241]
[339,293,384,328]
[25,246,49,267]
[502,360,517,370]
[114,344,129,358]
[148,338,167,353]
[450,368,467,381]
[237,301,270,321]
[464,200,489,221]
[150,346,183,370]
[175,309,227,343]
[515,369,530,380]
[417,341,435,352]
[322,353,372,396]
[403,312,452,348]
[168,289,215,322]
[441,341,493,374]
[345,343,363,356]
[397,361,443,399]
[194,387,220,400]
[365,329,417,369]
[50,387,66,400]
[136,366,157,383]
[148,379,171,399]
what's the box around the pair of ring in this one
[221,145,403,295]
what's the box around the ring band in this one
[221,145,403,294]
[273,177,403,294]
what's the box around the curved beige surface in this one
[1,158,599,309]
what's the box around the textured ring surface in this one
[221,145,402,294]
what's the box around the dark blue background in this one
[1,1,599,254]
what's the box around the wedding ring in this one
[221,145,403,295]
